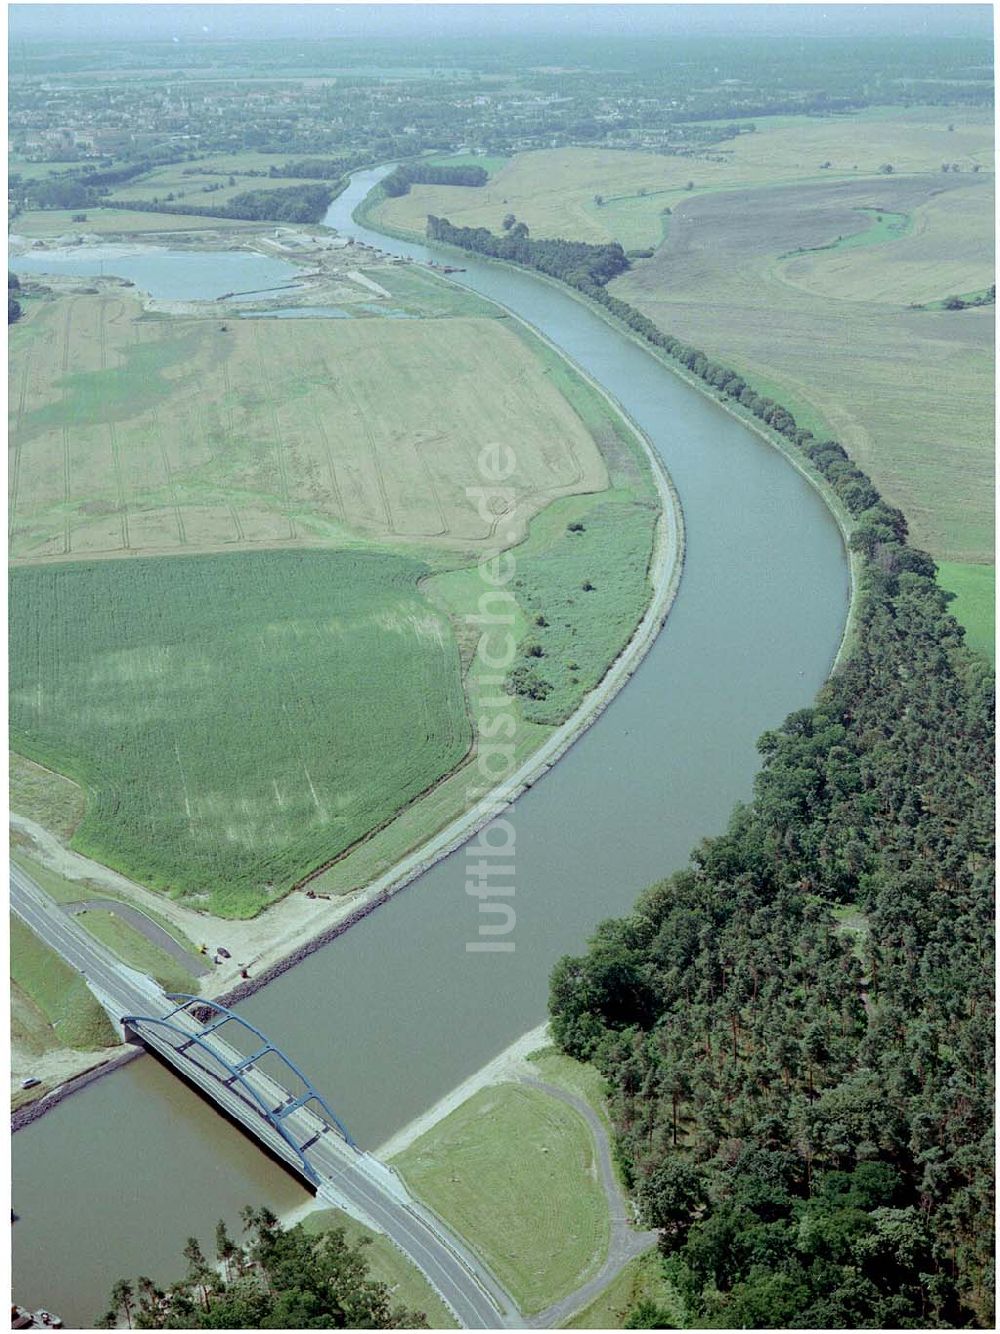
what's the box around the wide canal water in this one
[12,167,850,1325]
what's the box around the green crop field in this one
[10,549,472,915]
[394,1083,610,1314]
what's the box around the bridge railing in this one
[121,994,356,1186]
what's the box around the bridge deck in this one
[11,865,517,1329]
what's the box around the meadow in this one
[565,1248,683,1329]
[9,293,607,563]
[11,207,264,236]
[937,561,995,661]
[776,185,994,305]
[9,549,472,916]
[394,1083,610,1314]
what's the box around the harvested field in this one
[615,173,994,566]
[9,549,472,916]
[9,292,608,563]
[776,183,994,305]
[373,107,994,248]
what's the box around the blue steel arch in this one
[121,994,355,1184]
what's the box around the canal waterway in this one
[12,166,850,1325]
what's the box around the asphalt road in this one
[10,864,518,1329]
[63,898,211,975]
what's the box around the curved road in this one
[519,1076,659,1328]
[63,899,211,976]
[10,864,519,1329]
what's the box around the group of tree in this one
[418,220,1000,1324]
[381,162,488,197]
[272,153,373,180]
[110,182,336,225]
[99,1207,428,1329]
[426,214,629,287]
[943,284,995,311]
[9,271,22,324]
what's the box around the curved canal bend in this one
[13,167,850,1324]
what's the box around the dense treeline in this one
[427,214,629,286]
[272,153,371,179]
[99,1206,427,1328]
[382,162,488,197]
[110,182,335,224]
[8,270,22,324]
[428,221,1000,1323]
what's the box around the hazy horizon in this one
[9,3,994,45]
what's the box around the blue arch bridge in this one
[121,995,356,1184]
[10,861,515,1328]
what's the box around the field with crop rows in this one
[9,293,608,563]
[9,549,472,916]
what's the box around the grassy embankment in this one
[376,108,993,647]
[9,753,85,839]
[10,915,120,1055]
[11,269,661,916]
[301,1209,457,1328]
[393,1082,610,1315]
